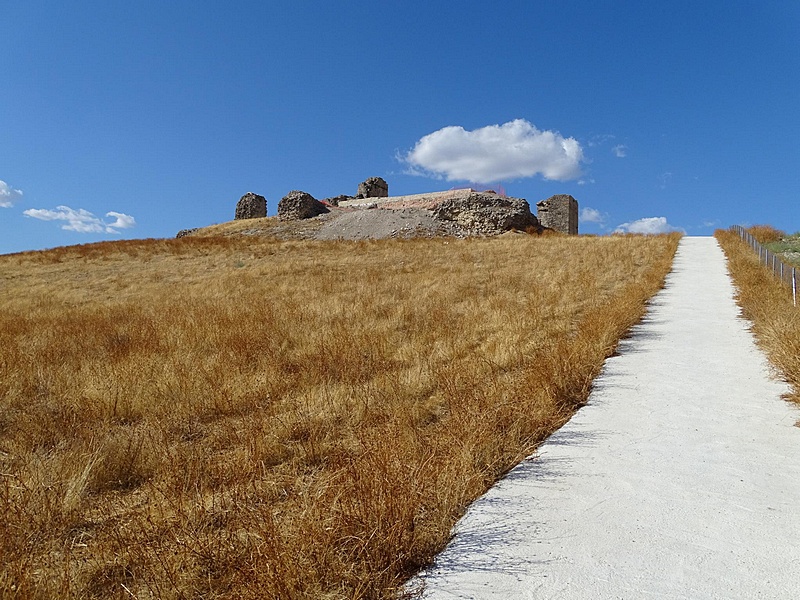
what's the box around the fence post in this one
[737,227,796,306]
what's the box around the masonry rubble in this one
[356,177,389,199]
[214,178,577,238]
[234,192,267,220]
[536,194,579,234]
[321,195,353,207]
[432,192,541,235]
[277,190,329,220]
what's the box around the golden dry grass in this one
[188,215,325,240]
[0,232,679,599]
[716,228,800,407]
[745,224,785,245]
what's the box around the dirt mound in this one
[315,208,464,240]
[181,192,541,241]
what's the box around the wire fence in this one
[732,225,797,307]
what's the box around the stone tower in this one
[234,192,267,220]
[536,194,578,234]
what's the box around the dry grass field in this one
[746,224,800,267]
[744,224,785,245]
[0,232,679,599]
[716,227,800,408]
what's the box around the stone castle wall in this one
[536,194,578,234]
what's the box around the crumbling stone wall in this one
[278,190,329,220]
[235,192,267,220]
[432,192,540,235]
[536,194,578,234]
[356,177,388,199]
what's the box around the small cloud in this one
[105,211,137,230]
[577,178,596,186]
[587,134,616,147]
[23,205,136,233]
[658,172,673,189]
[401,119,584,184]
[0,180,23,208]
[580,207,607,225]
[614,217,684,235]
[612,144,627,158]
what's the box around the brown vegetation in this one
[0,232,679,599]
[744,224,784,245]
[716,228,800,407]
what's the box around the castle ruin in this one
[536,194,578,234]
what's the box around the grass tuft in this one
[746,224,785,244]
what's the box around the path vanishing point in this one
[417,236,800,599]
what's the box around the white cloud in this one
[587,134,616,147]
[0,180,23,208]
[614,217,683,235]
[612,144,627,158]
[23,205,136,233]
[580,207,607,225]
[105,211,137,230]
[401,119,584,183]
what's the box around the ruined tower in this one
[536,194,578,234]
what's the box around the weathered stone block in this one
[536,194,578,234]
[356,177,388,199]
[432,192,540,234]
[234,192,267,220]
[278,190,329,221]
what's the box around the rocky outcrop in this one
[176,228,199,238]
[432,192,540,234]
[235,192,267,220]
[356,177,388,199]
[278,190,329,221]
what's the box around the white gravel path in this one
[416,236,800,599]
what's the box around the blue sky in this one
[2,1,799,254]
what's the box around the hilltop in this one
[177,179,579,242]
[180,189,543,242]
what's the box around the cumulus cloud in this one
[614,217,683,235]
[23,205,136,233]
[612,144,627,158]
[580,207,607,225]
[401,119,583,183]
[0,180,23,208]
[105,211,137,230]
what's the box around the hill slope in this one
[0,233,679,598]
